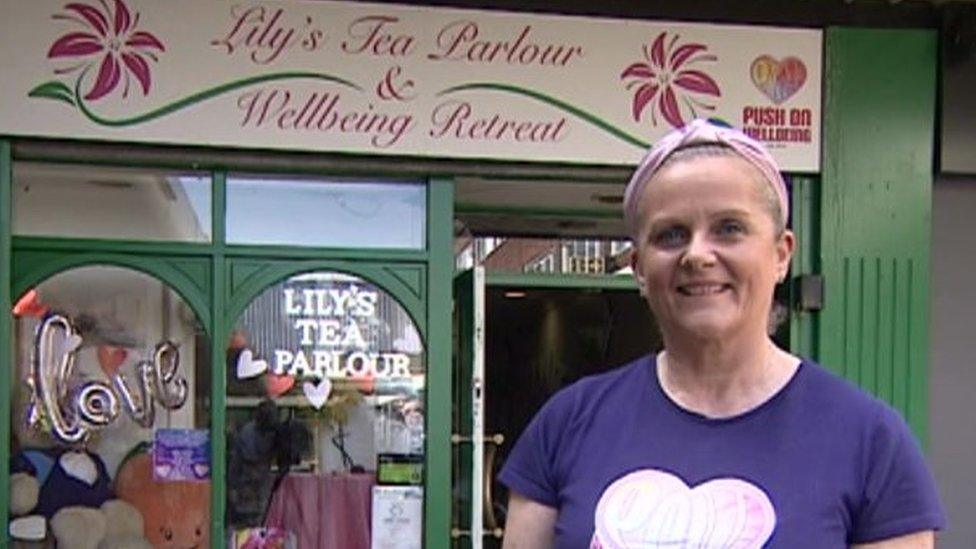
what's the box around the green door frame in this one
[0,146,454,548]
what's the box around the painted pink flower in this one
[48,0,164,101]
[621,32,721,128]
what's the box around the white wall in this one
[930,177,976,548]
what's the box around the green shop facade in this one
[0,0,936,547]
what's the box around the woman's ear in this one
[629,248,646,296]
[776,230,796,278]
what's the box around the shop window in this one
[9,266,211,547]
[226,175,426,249]
[13,163,212,242]
[226,271,425,548]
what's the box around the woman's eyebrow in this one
[710,208,753,219]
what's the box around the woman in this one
[499,120,945,548]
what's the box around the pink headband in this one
[623,119,789,237]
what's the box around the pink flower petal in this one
[126,30,164,52]
[113,0,132,35]
[65,3,109,37]
[121,52,151,94]
[674,70,721,96]
[650,33,666,70]
[48,32,103,58]
[670,43,707,70]
[632,82,659,122]
[659,86,684,128]
[621,62,655,80]
[85,52,121,101]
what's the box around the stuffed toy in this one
[9,448,152,548]
[12,449,112,518]
[115,451,211,548]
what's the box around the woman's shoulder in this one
[792,359,911,431]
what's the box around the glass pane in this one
[10,266,211,547]
[227,175,426,249]
[13,163,212,242]
[455,235,633,275]
[226,271,425,547]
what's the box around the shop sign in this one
[235,281,417,408]
[0,0,822,170]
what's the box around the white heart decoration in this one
[303,378,332,410]
[9,515,46,541]
[154,464,173,479]
[592,469,776,549]
[59,452,98,486]
[236,349,268,379]
[60,334,83,355]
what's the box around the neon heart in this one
[592,469,776,548]
[59,452,98,486]
[97,345,128,377]
[750,55,807,105]
[236,349,268,379]
[303,378,332,410]
[264,373,295,398]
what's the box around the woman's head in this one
[624,119,789,239]
[626,120,794,342]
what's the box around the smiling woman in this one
[498,119,945,548]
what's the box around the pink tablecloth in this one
[264,472,375,549]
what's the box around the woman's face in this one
[630,154,794,343]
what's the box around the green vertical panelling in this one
[426,178,454,549]
[821,28,936,442]
[789,176,820,359]
[211,170,227,548]
[0,141,12,535]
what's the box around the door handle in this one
[482,434,505,538]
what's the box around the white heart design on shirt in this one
[303,378,332,410]
[236,349,268,379]
[592,469,776,549]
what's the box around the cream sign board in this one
[0,0,822,169]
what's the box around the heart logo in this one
[592,469,776,548]
[59,452,98,486]
[264,373,295,398]
[97,345,128,377]
[236,349,268,379]
[303,378,333,410]
[750,55,807,105]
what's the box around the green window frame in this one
[0,143,454,548]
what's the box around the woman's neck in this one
[657,332,800,419]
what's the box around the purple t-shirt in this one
[499,355,945,548]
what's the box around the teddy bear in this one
[115,450,211,548]
[9,448,151,549]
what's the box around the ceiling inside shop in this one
[454,176,627,238]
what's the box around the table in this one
[264,472,375,549]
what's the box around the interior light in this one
[504,290,527,299]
